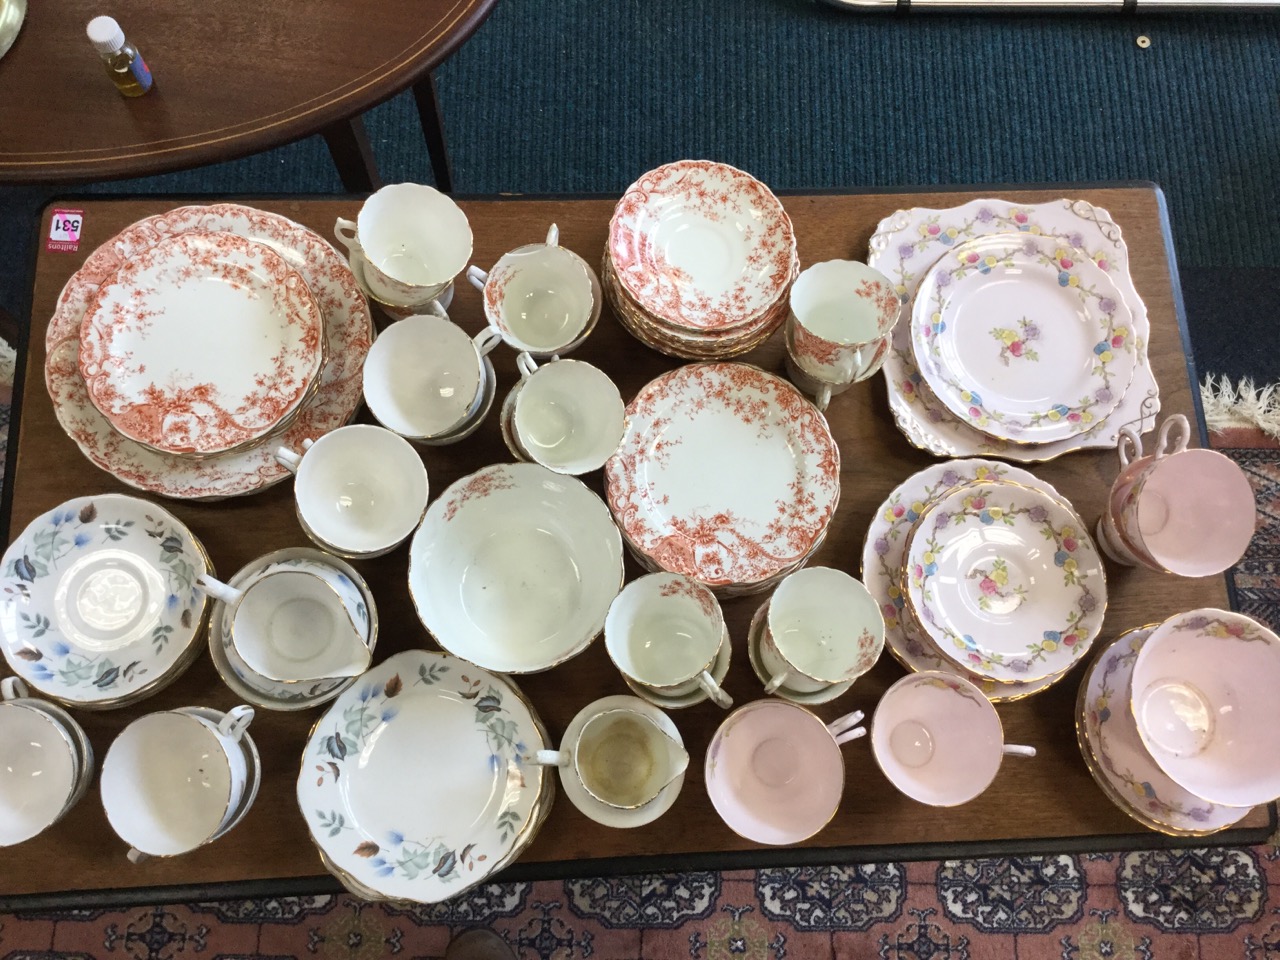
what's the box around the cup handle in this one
[1155,414,1191,458]
[516,352,540,380]
[218,704,255,742]
[1117,424,1143,468]
[195,574,243,605]
[833,726,867,746]
[0,676,28,701]
[275,445,303,473]
[814,383,831,412]
[473,326,503,357]
[1003,744,1037,758]
[333,218,360,255]
[422,300,448,319]
[546,223,560,247]
[827,709,865,738]
[127,847,150,864]
[697,671,733,709]
[762,669,790,695]
[466,265,489,291]
[530,749,569,767]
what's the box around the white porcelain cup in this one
[500,352,626,475]
[871,672,1035,807]
[0,677,93,847]
[333,183,473,307]
[467,224,599,357]
[198,565,370,683]
[604,573,733,709]
[363,311,502,441]
[101,705,256,861]
[784,260,900,410]
[276,425,429,558]
[757,567,885,696]
[531,706,689,809]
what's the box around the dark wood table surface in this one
[0,187,1270,910]
[0,0,497,190]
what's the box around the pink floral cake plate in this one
[607,160,796,332]
[911,233,1136,445]
[868,198,1159,462]
[903,479,1106,684]
[861,458,1072,701]
[1077,625,1250,836]
[79,232,326,457]
[43,204,371,500]
[604,362,839,590]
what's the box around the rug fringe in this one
[1202,374,1280,441]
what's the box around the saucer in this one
[556,695,684,828]
[745,603,853,705]
[623,628,732,709]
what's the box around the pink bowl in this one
[1130,608,1280,807]
[704,700,846,845]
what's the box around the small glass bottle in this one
[86,16,153,97]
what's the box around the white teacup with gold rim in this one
[100,704,257,861]
[276,425,429,559]
[531,706,689,810]
[757,567,885,696]
[604,572,733,709]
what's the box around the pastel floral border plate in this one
[0,494,210,707]
[297,650,547,904]
[1076,625,1250,836]
[604,362,840,588]
[904,480,1106,684]
[44,204,372,499]
[868,198,1159,462]
[911,233,1136,444]
[860,458,1072,701]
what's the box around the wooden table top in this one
[0,187,1270,909]
[0,0,495,183]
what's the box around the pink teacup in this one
[1098,414,1255,577]
[705,700,864,845]
[871,672,1035,807]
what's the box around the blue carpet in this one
[2,1,1279,378]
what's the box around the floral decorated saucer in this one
[903,480,1106,684]
[1076,626,1249,836]
[0,494,210,708]
[604,363,839,591]
[911,234,1135,445]
[297,650,549,904]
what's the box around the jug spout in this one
[658,727,690,784]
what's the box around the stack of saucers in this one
[604,160,798,360]
[861,459,1106,701]
[1077,609,1280,836]
[604,362,839,597]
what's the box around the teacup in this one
[362,311,502,442]
[276,425,429,558]
[198,562,370,683]
[466,224,600,357]
[784,260,901,409]
[705,700,865,845]
[334,183,472,308]
[604,573,733,709]
[871,672,1035,807]
[500,352,626,475]
[0,677,94,846]
[531,706,689,809]
[756,567,885,696]
[100,705,257,861]
[1097,414,1255,577]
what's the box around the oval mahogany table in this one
[0,0,497,191]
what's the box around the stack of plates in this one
[44,204,373,500]
[604,362,839,597]
[604,160,798,360]
[868,198,1160,463]
[862,460,1106,701]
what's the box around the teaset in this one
[0,164,1267,903]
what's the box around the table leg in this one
[412,72,454,194]
[322,116,383,193]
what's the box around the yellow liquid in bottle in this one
[103,47,151,97]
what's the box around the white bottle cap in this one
[86,16,127,55]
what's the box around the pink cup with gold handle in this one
[1097,414,1255,577]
